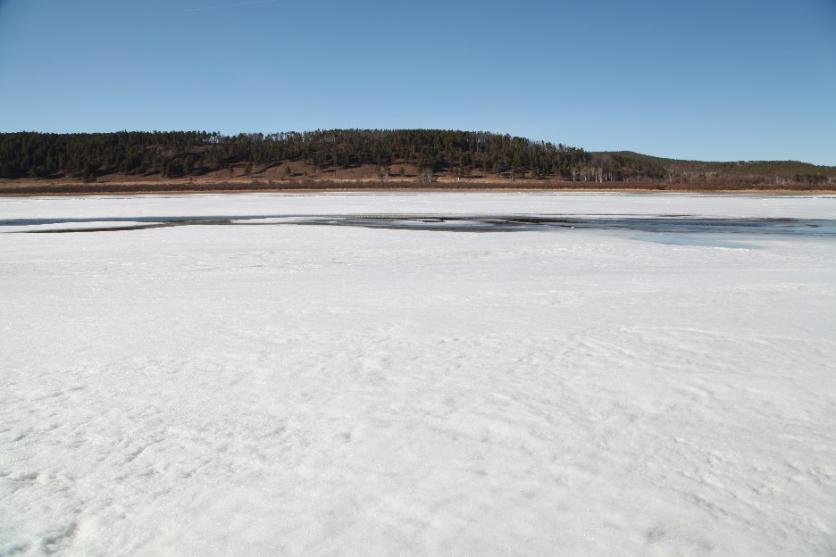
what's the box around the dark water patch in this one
[3,214,836,238]
[17,223,176,233]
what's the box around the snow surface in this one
[2,193,836,556]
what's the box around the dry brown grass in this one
[2,177,836,196]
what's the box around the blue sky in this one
[1,0,834,164]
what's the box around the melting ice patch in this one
[3,214,836,239]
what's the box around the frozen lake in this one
[2,193,836,556]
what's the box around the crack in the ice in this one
[3,214,836,237]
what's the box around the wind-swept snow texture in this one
[2,193,836,556]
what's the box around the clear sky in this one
[1,0,834,164]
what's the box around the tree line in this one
[0,129,590,181]
[4,130,832,185]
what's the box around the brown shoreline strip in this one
[2,180,836,196]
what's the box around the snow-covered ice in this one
[2,193,836,556]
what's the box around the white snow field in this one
[2,192,836,556]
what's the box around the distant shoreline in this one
[4,131,835,196]
[2,179,836,196]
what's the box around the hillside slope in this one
[1,130,834,190]
[592,151,836,186]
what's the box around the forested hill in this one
[590,151,836,186]
[0,130,587,182]
[1,129,834,187]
